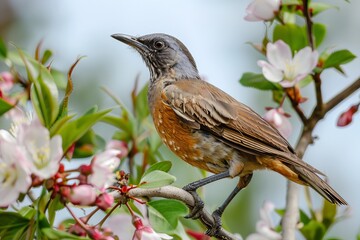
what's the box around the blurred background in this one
[1,0,359,238]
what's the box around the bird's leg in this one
[183,170,230,219]
[206,174,253,237]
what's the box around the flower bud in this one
[69,185,97,206]
[96,192,114,210]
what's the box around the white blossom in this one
[258,40,318,87]
[244,0,281,22]
[0,132,31,207]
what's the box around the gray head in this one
[111,33,200,81]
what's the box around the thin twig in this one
[313,73,324,115]
[302,0,314,50]
[286,90,308,125]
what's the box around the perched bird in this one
[111,33,347,237]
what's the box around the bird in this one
[111,33,347,237]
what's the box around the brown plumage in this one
[112,33,347,236]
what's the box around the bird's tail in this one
[293,165,348,205]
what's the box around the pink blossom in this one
[106,139,129,158]
[263,108,292,138]
[69,185,97,206]
[88,149,121,190]
[132,216,172,240]
[17,119,63,179]
[0,72,14,92]
[0,133,32,207]
[96,192,114,210]
[246,201,281,240]
[258,40,318,87]
[244,0,281,22]
[105,202,172,240]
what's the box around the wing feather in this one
[161,79,323,175]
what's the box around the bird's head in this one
[111,33,200,81]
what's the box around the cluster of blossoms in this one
[0,111,63,207]
[244,0,319,138]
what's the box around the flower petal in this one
[267,40,292,70]
[258,60,284,83]
[244,0,280,22]
[293,47,319,75]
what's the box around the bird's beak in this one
[111,34,149,54]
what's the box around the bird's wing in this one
[161,79,323,174]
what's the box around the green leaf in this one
[55,108,111,151]
[273,24,307,52]
[0,98,15,116]
[50,69,67,89]
[31,74,59,128]
[18,206,36,219]
[323,49,356,69]
[72,130,105,158]
[135,83,150,121]
[299,209,311,225]
[17,48,59,127]
[140,170,176,189]
[310,3,338,16]
[42,228,90,240]
[300,220,326,240]
[298,75,313,88]
[143,161,172,176]
[239,72,281,90]
[312,23,327,48]
[41,49,53,64]
[272,90,284,104]
[148,199,188,232]
[0,212,30,240]
[0,38,7,58]
[275,208,285,216]
[322,199,337,229]
[48,195,65,226]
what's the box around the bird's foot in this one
[183,185,204,219]
[205,208,223,237]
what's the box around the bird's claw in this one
[183,185,204,219]
[184,190,204,219]
[205,209,222,237]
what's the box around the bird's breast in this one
[152,101,237,174]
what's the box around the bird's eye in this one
[153,40,165,50]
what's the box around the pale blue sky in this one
[3,0,360,238]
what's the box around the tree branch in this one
[313,73,324,115]
[325,77,360,113]
[112,186,240,240]
[302,0,314,50]
[282,75,360,239]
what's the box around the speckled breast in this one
[151,101,235,174]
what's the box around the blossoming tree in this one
[0,0,359,240]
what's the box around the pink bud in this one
[96,192,114,210]
[68,223,87,237]
[337,105,358,127]
[0,71,14,92]
[69,185,97,206]
[264,107,292,138]
[106,140,129,158]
